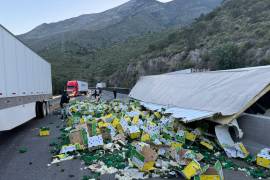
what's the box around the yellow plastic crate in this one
[141,161,155,171]
[182,160,201,179]
[39,130,50,136]
[132,116,139,125]
[154,112,161,119]
[98,122,109,128]
[200,141,214,150]
[200,175,220,180]
[141,133,150,142]
[130,132,141,139]
[238,143,249,158]
[79,118,85,124]
[185,131,197,142]
[257,156,270,168]
[112,118,120,128]
[171,142,183,149]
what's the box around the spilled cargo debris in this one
[257,148,270,169]
[50,99,270,179]
[18,147,28,154]
[39,127,50,136]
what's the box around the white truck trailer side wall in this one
[2,26,19,97]
[0,25,52,98]
[0,25,52,131]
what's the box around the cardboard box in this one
[60,144,77,154]
[154,112,161,119]
[182,160,201,179]
[107,125,116,137]
[80,117,85,124]
[88,135,104,150]
[171,149,204,165]
[176,129,186,144]
[171,141,183,149]
[185,131,197,142]
[127,126,141,139]
[141,132,150,142]
[87,121,97,136]
[194,161,224,180]
[112,118,120,128]
[75,143,85,150]
[98,121,110,128]
[100,127,112,141]
[69,129,84,145]
[132,116,140,125]
[104,114,113,123]
[256,148,270,168]
[119,118,129,132]
[130,143,157,171]
[81,128,89,145]
[200,141,214,151]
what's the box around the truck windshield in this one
[67,86,75,89]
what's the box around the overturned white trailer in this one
[130,66,270,156]
[129,66,270,124]
[0,25,52,131]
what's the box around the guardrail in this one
[89,87,130,94]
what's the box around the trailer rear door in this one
[3,27,19,97]
[0,27,7,98]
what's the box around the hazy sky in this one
[0,0,173,35]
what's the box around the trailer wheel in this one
[41,102,47,117]
[36,102,43,118]
[36,102,47,118]
[45,101,50,115]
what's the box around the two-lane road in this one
[0,92,253,180]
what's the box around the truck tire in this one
[41,102,47,117]
[45,101,50,115]
[36,102,47,118]
[36,102,42,118]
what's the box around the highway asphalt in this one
[0,91,254,180]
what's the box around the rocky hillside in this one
[110,0,270,87]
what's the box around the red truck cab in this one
[67,81,78,97]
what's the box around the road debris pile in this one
[50,100,270,179]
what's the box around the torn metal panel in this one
[140,102,165,111]
[229,119,243,139]
[164,107,216,123]
[140,101,217,123]
[215,125,249,158]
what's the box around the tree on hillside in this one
[212,43,244,70]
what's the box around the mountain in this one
[20,0,222,51]
[18,0,223,93]
[109,0,270,87]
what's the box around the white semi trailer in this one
[0,25,52,131]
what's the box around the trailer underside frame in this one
[0,94,52,110]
